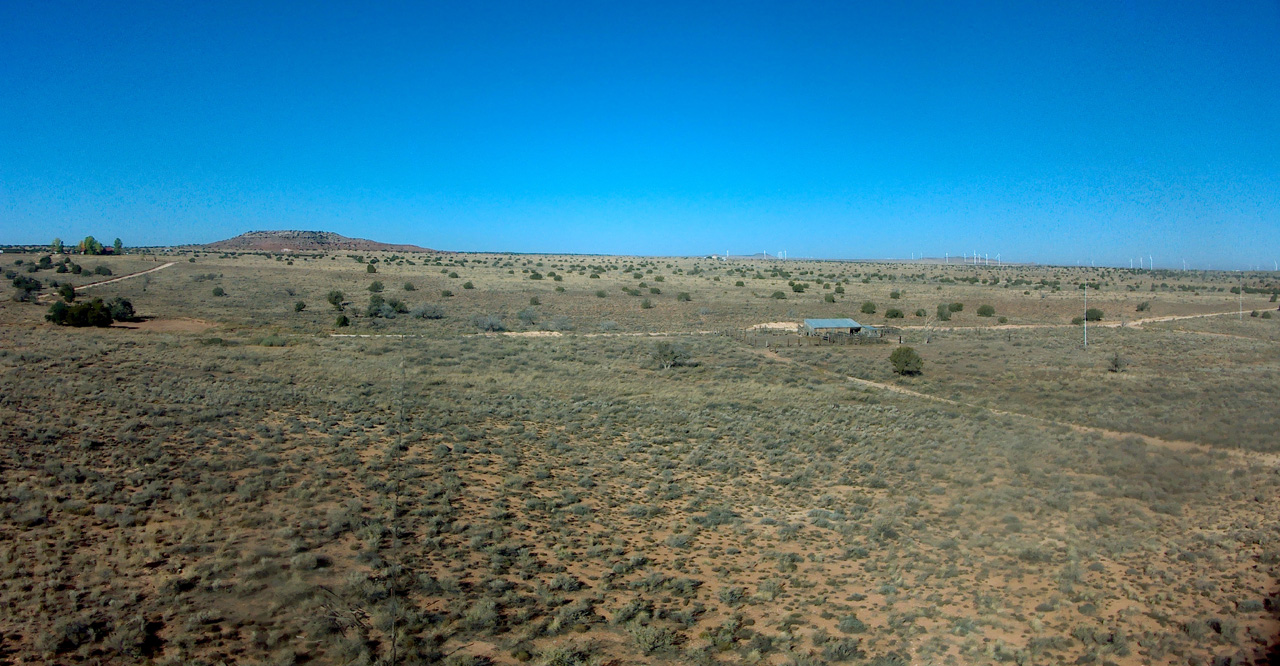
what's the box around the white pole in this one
[1084,284,1088,347]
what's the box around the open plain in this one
[3,248,1279,666]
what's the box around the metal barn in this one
[802,318,863,336]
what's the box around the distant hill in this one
[201,230,433,253]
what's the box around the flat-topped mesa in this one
[201,230,434,253]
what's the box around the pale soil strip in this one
[36,262,177,303]
[77,262,176,289]
[898,310,1251,331]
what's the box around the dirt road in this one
[78,262,176,289]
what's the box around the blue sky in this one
[2,1,1277,268]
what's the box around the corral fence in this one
[725,327,895,347]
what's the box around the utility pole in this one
[1239,280,1244,321]
[1083,284,1088,347]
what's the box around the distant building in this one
[802,318,864,336]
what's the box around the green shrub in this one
[998,316,1008,323]
[1085,308,1104,321]
[791,283,806,293]
[677,292,691,302]
[368,281,384,292]
[771,291,787,300]
[366,263,376,273]
[403,282,415,291]
[1136,300,1150,312]
[889,346,923,375]
[441,289,454,297]
[885,308,903,318]
[861,301,876,315]
[735,280,745,287]
[936,304,951,321]
[596,289,607,298]
[212,286,225,297]
[335,314,349,327]
[327,290,344,310]
[411,304,444,319]
[93,265,112,276]
[641,298,653,309]
[977,304,995,317]
[529,296,540,305]
[107,297,135,321]
[825,294,836,303]
[294,301,306,312]
[46,298,113,327]
[889,290,900,299]
[58,283,75,302]
[472,314,505,331]
[651,341,691,369]
[947,302,963,312]
[914,309,926,317]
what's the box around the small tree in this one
[212,286,225,297]
[58,283,76,303]
[113,238,123,253]
[889,346,923,375]
[335,314,350,327]
[651,341,691,369]
[1085,308,1104,322]
[107,297,135,321]
[327,290,344,310]
[366,263,377,273]
[977,305,995,317]
[368,281,384,293]
[936,304,951,321]
[51,238,63,254]
[1108,351,1126,373]
[861,301,876,315]
[472,314,505,332]
[46,298,113,327]
[411,304,444,319]
[294,301,306,312]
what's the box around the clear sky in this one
[2,1,1278,268]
